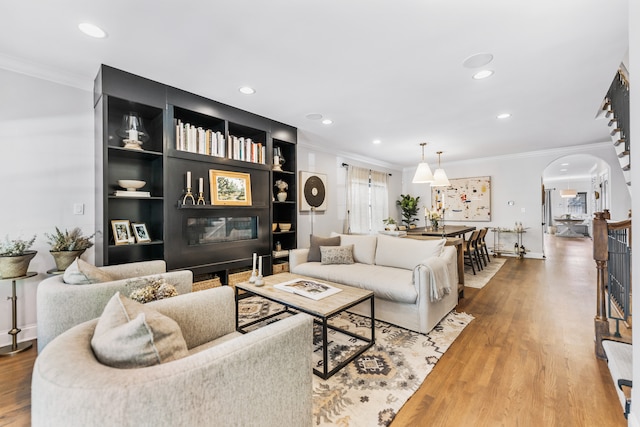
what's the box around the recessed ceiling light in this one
[78,22,107,38]
[321,119,333,125]
[463,52,494,68]
[561,163,569,166]
[372,139,381,145]
[239,86,255,95]
[472,70,494,80]
[560,168,568,172]
[305,113,323,120]
[497,113,511,119]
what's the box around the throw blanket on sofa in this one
[414,257,451,302]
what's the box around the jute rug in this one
[238,297,474,426]
[464,257,506,289]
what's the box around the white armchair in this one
[36,260,193,352]
[31,287,314,427]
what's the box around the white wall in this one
[295,137,403,248]
[402,143,631,259]
[0,68,94,346]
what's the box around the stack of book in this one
[114,190,150,198]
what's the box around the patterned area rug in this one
[238,297,474,427]
[464,257,506,289]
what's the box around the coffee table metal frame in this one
[235,274,375,379]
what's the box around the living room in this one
[1,1,638,426]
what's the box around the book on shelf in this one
[273,278,342,301]
[114,190,151,198]
[272,249,289,258]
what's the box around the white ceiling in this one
[0,0,629,172]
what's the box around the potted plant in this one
[383,217,397,231]
[397,194,421,228]
[0,235,37,278]
[275,179,288,202]
[45,227,94,271]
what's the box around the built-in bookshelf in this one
[95,65,297,280]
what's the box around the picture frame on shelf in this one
[132,223,151,243]
[209,170,252,206]
[111,220,132,245]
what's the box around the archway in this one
[541,154,611,256]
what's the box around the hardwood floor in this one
[392,235,628,426]
[0,236,628,426]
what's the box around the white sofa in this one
[289,233,458,333]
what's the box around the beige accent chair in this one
[36,260,193,352]
[32,286,314,427]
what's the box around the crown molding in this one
[0,53,92,91]
[297,135,403,172]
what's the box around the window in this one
[346,166,389,233]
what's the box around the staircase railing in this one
[603,68,631,187]
[593,211,632,359]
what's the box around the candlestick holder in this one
[182,187,195,205]
[249,269,257,283]
[254,274,264,286]
[197,191,205,205]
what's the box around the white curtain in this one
[346,166,389,234]
[370,170,389,232]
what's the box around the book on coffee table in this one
[274,278,342,301]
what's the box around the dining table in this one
[554,218,586,237]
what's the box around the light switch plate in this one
[73,203,84,215]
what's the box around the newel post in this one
[593,211,609,359]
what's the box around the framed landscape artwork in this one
[209,170,252,206]
[431,176,491,221]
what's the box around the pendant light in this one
[560,189,577,198]
[431,151,450,187]
[412,143,434,183]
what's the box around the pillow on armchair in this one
[63,258,113,285]
[90,292,189,368]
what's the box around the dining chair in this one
[477,227,491,266]
[464,229,483,275]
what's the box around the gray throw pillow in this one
[308,235,340,262]
[320,245,355,265]
[91,292,189,369]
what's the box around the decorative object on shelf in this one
[209,170,252,206]
[249,253,257,283]
[111,220,132,245]
[182,171,195,205]
[383,217,397,231]
[196,177,205,205]
[45,227,94,271]
[275,241,282,252]
[397,194,421,228]
[299,171,327,212]
[115,180,150,198]
[412,142,434,183]
[118,112,148,150]
[254,255,264,286]
[273,147,285,171]
[132,223,151,243]
[0,235,37,279]
[275,179,288,202]
[279,223,292,232]
[432,175,491,221]
[272,223,278,232]
[431,151,451,187]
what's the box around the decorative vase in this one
[50,249,86,271]
[277,191,287,202]
[0,250,37,279]
[431,219,439,230]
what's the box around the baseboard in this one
[499,251,545,260]
[0,323,36,347]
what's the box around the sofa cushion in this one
[63,258,113,285]
[292,262,417,303]
[330,233,377,265]
[91,292,189,368]
[308,235,340,262]
[375,235,446,270]
[320,245,355,265]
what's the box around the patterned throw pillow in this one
[320,244,355,265]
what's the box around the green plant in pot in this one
[45,227,94,271]
[383,217,397,231]
[0,235,37,279]
[397,194,421,228]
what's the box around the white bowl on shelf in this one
[118,180,146,191]
[279,223,291,232]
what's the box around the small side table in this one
[0,272,36,356]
